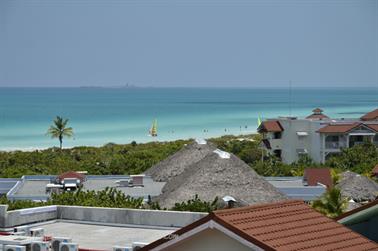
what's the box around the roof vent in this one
[213,149,231,159]
[222,196,236,202]
[195,138,207,145]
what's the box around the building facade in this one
[258,108,378,163]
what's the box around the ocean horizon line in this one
[0,85,377,90]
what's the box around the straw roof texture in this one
[337,171,378,202]
[145,140,216,182]
[157,150,287,209]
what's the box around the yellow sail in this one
[257,115,262,127]
[149,119,158,137]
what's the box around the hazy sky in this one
[0,0,377,87]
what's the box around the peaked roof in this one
[303,168,333,187]
[337,171,378,202]
[145,140,216,182]
[258,120,284,133]
[361,108,378,121]
[141,200,378,251]
[317,123,361,133]
[306,108,330,120]
[366,124,378,132]
[157,150,287,209]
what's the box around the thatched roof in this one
[157,149,287,209]
[337,171,378,202]
[145,140,216,182]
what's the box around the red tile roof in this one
[304,168,333,188]
[366,124,378,132]
[317,123,360,133]
[258,120,284,133]
[141,200,378,251]
[58,171,85,183]
[306,108,330,120]
[361,109,378,121]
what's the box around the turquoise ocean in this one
[0,87,377,150]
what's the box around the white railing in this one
[325,141,347,149]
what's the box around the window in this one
[274,132,282,139]
[273,149,282,159]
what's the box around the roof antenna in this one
[289,80,292,116]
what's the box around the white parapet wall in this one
[57,206,206,228]
[0,204,207,229]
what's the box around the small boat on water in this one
[149,119,158,137]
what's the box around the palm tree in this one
[47,116,74,149]
[312,187,348,218]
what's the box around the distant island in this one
[79,83,139,89]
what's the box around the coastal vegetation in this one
[46,116,74,149]
[311,187,348,218]
[0,189,215,212]
[0,140,189,178]
[0,188,143,211]
[0,136,376,214]
[170,195,220,213]
[0,135,376,178]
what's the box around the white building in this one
[257,108,378,163]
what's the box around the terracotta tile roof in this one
[304,168,333,188]
[317,123,360,133]
[258,120,284,133]
[306,108,330,120]
[361,109,378,121]
[365,124,378,132]
[141,200,378,251]
[58,171,85,183]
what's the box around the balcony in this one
[325,141,347,149]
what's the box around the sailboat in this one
[149,119,158,137]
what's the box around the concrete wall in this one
[0,205,206,229]
[0,205,58,228]
[57,206,206,228]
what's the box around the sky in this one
[0,0,377,88]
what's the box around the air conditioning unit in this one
[51,238,72,251]
[59,243,78,251]
[30,228,44,237]
[3,245,26,251]
[113,246,132,251]
[31,241,49,251]
[13,226,30,236]
[132,242,148,251]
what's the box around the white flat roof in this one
[39,221,176,250]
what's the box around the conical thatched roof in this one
[157,149,287,209]
[337,171,378,202]
[145,139,216,182]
